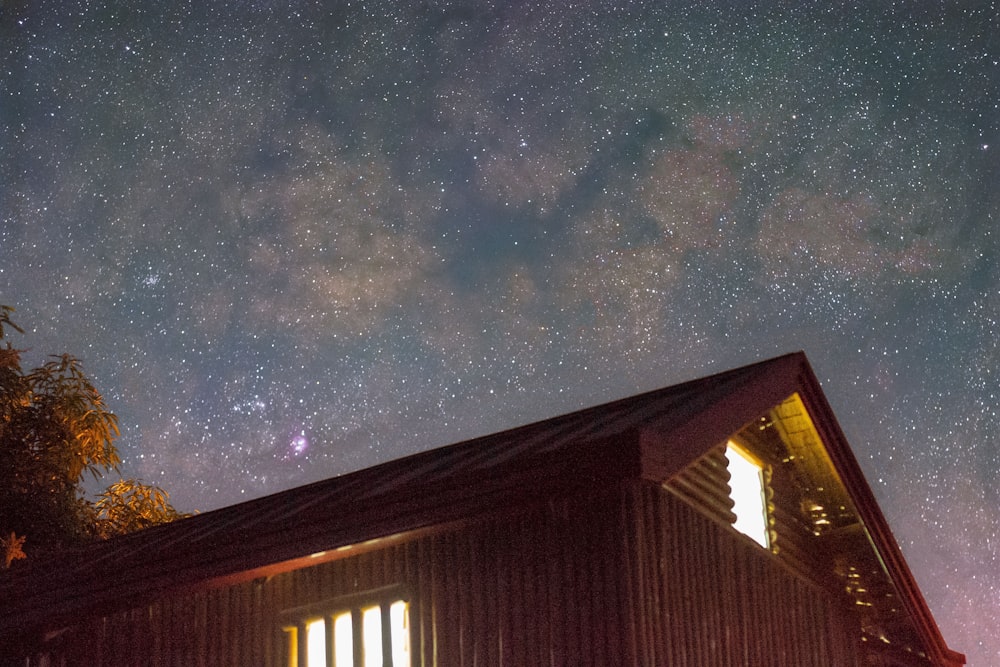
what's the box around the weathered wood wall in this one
[23,486,632,667]
[25,481,869,667]
[627,480,863,666]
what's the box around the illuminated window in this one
[283,593,411,667]
[725,441,769,548]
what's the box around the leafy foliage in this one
[1,531,27,569]
[0,306,186,560]
[92,478,187,539]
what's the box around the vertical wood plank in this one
[30,480,877,667]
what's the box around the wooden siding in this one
[626,481,863,667]
[663,431,837,592]
[4,354,961,666]
[662,443,737,528]
[24,486,634,667]
[20,480,930,667]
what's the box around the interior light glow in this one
[300,600,409,667]
[362,606,382,667]
[390,600,410,666]
[306,619,327,667]
[284,626,298,667]
[726,441,769,548]
[334,612,353,667]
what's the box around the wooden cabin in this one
[0,352,964,666]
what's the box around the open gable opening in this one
[725,441,770,549]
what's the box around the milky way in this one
[2,2,998,663]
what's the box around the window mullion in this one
[351,608,363,667]
[296,622,309,667]
[325,615,335,667]
[280,589,410,667]
[380,603,394,667]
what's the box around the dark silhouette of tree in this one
[0,305,186,563]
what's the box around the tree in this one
[91,478,187,539]
[0,305,186,560]
[1,531,27,569]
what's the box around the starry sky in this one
[2,1,997,662]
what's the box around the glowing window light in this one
[362,606,383,667]
[306,619,327,667]
[725,441,769,548]
[284,626,299,667]
[390,600,410,666]
[298,600,410,667]
[333,612,353,667]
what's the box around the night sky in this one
[2,1,997,662]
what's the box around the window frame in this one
[280,584,414,667]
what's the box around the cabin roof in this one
[0,352,963,665]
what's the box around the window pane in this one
[333,612,353,667]
[284,627,298,667]
[390,601,410,667]
[362,605,383,667]
[289,598,410,667]
[726,442,769,548]
[306,619,327,667]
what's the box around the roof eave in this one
[793,358,966,667]
[640,352,806,482]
